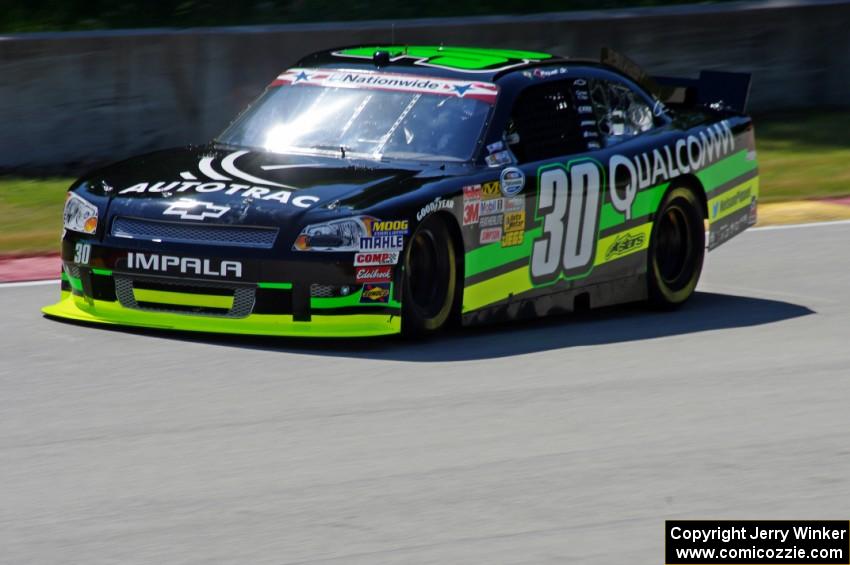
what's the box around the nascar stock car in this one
[44,45,758,337]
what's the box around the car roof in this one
[295,45,601,82]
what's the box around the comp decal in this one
[273,68,499,104]
[118,150,320,209]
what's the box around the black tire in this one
[401,215,459,335]
[647,186,705,309]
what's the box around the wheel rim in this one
[655,203,695,289]
[407,229,449,318]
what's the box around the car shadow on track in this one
[48,291,814,361]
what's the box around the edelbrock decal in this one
[126,252,242,278]
[119,150,320,209]
[162,199,230,221]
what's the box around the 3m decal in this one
[118,150,319,208]
[463,201,480,226]
[360,283,391,304]
[162,199,230,221]
[531,160,602,284]
[355,266,393,283]
[354,252,399,266]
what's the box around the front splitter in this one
[43,293,401,338]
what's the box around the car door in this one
[511,74,664,293]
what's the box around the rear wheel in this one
[647,186,705,308]
[401,215,458,335]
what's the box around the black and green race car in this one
[44,45,758,337]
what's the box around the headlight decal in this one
[63,192,99,234]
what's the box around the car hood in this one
[85,145,448,227]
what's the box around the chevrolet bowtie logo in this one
[162,199,230,220]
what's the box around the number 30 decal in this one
[531,161,601,284]
[74,242,91,265]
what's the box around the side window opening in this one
[506,81,587,163]
[588,78,654,147]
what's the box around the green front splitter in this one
[43,293,401,338]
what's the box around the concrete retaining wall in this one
[2,0,849,172]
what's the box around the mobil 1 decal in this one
[531,158,603,285]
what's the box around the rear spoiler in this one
[600,47,752,113]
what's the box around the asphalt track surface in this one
[2,222,849,564]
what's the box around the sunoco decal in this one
[360,283,391,304]
[119,150,319,209]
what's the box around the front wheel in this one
[401,215,458,335]
[647,186,705,309]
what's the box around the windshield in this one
[217,68,497,162]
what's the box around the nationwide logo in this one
[126,252,242,278]
[118,150,320,209]
[355,266,393,283]
[354,251,399,266]
[162,199,230,221]
[274,67,499,104]
[360,283,391,304]
[605,232,646,260]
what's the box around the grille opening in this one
[115,276,255,318]
[111,216,278,248]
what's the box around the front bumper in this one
[43,239,402,337]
